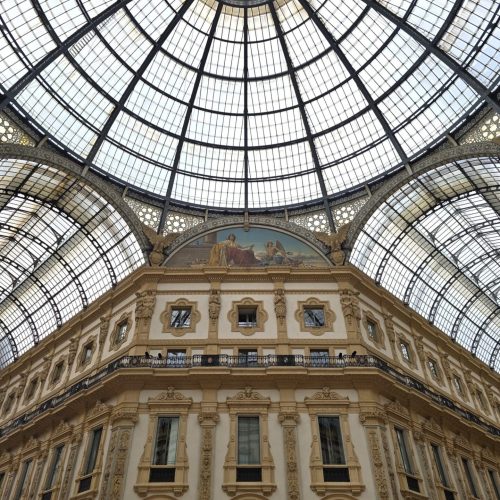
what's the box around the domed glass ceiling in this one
[0,0,499,210]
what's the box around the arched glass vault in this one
[350,156,500,371]
[0,0,499,228]
[0,157,145,367]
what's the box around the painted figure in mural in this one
[264,240,288,264]
[208,233,261,266]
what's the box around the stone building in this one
[0,0,499,499]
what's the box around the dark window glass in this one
[310,350,329,366]
[489,469,500,500]
[238,349,258,365]
[82,344,93,364]
[116,322,128,342]
[44,445,64,491]
[428,359,439,379]
[26,378,37,400]
[238,307,257,328]
[367,320,377,340]
[52,362,64,383]
[153,417,179,465]
[170,308,192,328]
[238,416,260,465]
[304,307,325,327]
[431,444,448,487]
[462,458,478,497]
[13,459,32,500]
[400,342,411,361]
[167,350,186,365]
[395,427,413,474]
[318,416,345,465]
[453,376,463,395]
[84,428,102,476]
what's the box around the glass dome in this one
[0,0,499,211]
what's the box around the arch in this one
[0,147,148,363]
[349,146,500,369]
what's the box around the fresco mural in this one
[166,227,328,268]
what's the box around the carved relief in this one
[274,288,286,327]
[68,338,78,368]
[306,387,349,402]
[381,426,399,499]
[339,289,361,332]
[135,290,156,321]
[98,315,111,354]
[59,435,82,499]
[143,226,179,266]
[197,412,219,500]
[208,288,221,322]
[278,411,300,500]
[315,224,350,265]
[368,430,389,499]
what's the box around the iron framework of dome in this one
[0,0,499,369]
[1,0,499,228]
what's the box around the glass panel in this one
[238,308,257,328]
[462,458,478,497]
[318,416,345,465]
[431,444,448,487]
[44,445,64,490]
[395,427,413,474]
[304,308,325,327]
[153,417,179,465]
[238,416,260,465]
[170,308,192,328]
[84,428,102,476]
[13,459,31,500]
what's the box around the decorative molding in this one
[384,400,410,420]
[314,223,351,265]
[305,387,349,402]
[98,315,111,354]
[75,334,97,373]
[273,288,286,328]
[134,290,156,322]
[279,409,300,500]
[367,429,389,499]
[149,387,192,402]
[197,411,219,500]
[109,312,133,351]
[362,310,386,349]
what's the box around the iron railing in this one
[0,354,498,438]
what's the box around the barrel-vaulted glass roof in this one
[0,158,144,368]
[350,156,500,371]
[1,0,499,212]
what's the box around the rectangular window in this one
[462,458,478,497]
[170,308,192,328]
[367,320,377,340]
[453,376,463,396]
[310,350,329,367]
[395,427,413,474]
[318,416,349,482]
[400,341,411,362]
[489,469,500,500]
[79,427,102,493]
[3,393,14,414]
[237,416,261,482]
[238,307,257,328]
[116,321,128,343]
[52,361,64,384]
[304,307,325,327]
[153,417,179,466]
[13,459,32,500]
[26,378,37,400]
[43,444,64,494]
[82,343,93,364]
[427,359,439,379]
[167,350,186,366]
[238,349,258,366]
[476,390,486,410]
[431,444,449,487]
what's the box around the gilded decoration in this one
[109,312,133,351]
[136,387,192,498]
[362,310,386,349]
[295,298,335,336]
[160,298,201,336]
[223,387,276,497]
[228,298,268,336]
[314,223,350,266]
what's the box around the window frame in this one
[161,299,200,336]
[304,388,364,496]
[110,313,133,351]
[135,389,192,497]
[461,457,479,498]
[223,388,275,497]
[295,298,335,336]
[228,298,268,336]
